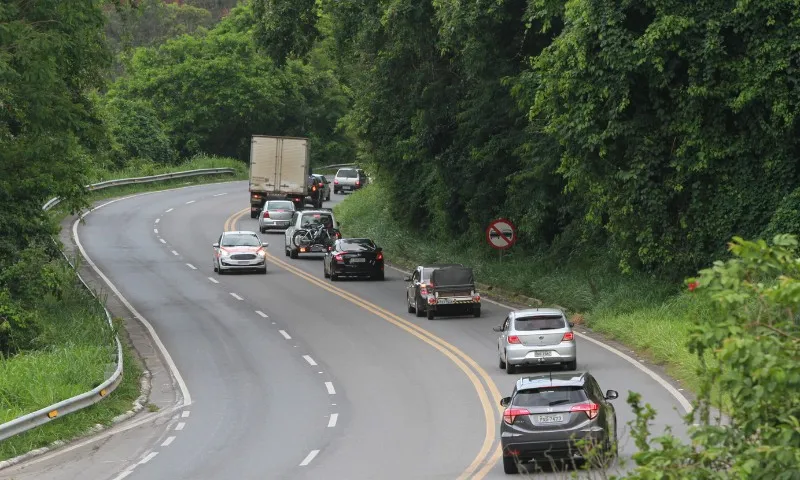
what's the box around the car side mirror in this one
[568,322,574,328]
[212,242,220,248]
[492,326,503,332]
[262,242,269,247]
[605,390,619,400]
[500,397,511,407]
[404,276,411,282]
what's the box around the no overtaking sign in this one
[486,218,517,250]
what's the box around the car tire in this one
[218,267,226,275]
[499,353,506,369]
[324,263,330,278]
[260,227,266,233]
[260,267,267,275]
[250,211,258,219]
[373,270,385,281]
[330,271,338,281]
[407,295,414,314]
[505,355,516,374]
[213,265,218,273]
[285,247,290,257]
[473,306,481,317]
[290,249,298,259]
[503,456,519,474]
[564,360,577,371]
[427,309,435,320]
[415,299,425,317]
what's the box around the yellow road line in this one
[226,208,504,478]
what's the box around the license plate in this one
[437,298,451,304]
[350,258,365,263]
[344,186,352,190]
[534,351,553,357]
[536,414,564,424]
[311,245,325,252]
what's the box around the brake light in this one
[376,252,383,261]
[503,408,530,425]
[570,403,599,419]
[312,185,317,191]
[334,254,344,262]
[334,179,339,184]
[562,332,574,342]
[336,231,342,238]
[472,293,481,302]
[420,285,428,295]
[356,180,360,186]
[263,211,269,218]
[507,335,521,344]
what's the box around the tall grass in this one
[334,183,709,392]
[87,153,247,183]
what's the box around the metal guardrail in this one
[313,163,357,171]
[0,167,235,442]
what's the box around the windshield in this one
[266,201,294,210]
[341,239,376,252]
[221,234,260,247]
[514,315,565,331]
[514,386,588,407]
[337,169,357,178]
[301,213,333,228]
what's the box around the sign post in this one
[486,218,517,260]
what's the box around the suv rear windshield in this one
[341,239,376,252]
[337,169,357,178]
[221,234,260,247]
[514,314,565,331]
[301,213,333,227]
[514,386,588,407]
[266,201,294,210]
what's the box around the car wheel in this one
[505,354,516,374]
[213,264,218,273]
[330,271,338,281]
[260,227,265,233]
[324,263,330,278]
[290,249,298,259]
[415,299,425,317]
[564,360,577,371]
[260,267,267,275]
[427,309,435,320]
[407,295,414,314]
[373,270,385,281]
[218,267,226,275]
[503,455,519,474]
[250,211,258,219]
[499,352,506,369]
[473,306,481,317]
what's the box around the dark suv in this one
[499,372,618,474]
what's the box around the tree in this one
[252,0,320,66]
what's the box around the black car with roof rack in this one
[499,371,619,474]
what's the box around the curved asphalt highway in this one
[0,180,691,480]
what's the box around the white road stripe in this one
[186,263,197,270]
[208,277,219,284]
[255,310,268,318]
[327,413,338,428]
[154,228,158,234]
[325,382,336,395]
[175,422,186,431]
[139,452,158,464]
[165,208,173,213]
[213,193,228,197]
[299,450,320,466]
[161,436,176,447]
[182,411,190,418]
[159,239,166,244]
[230,293,243,300]
[303,355,317,366]
[155,218,160,224]
[111,470,133,480]
[171,250,179,256]
[279,330,291,340]
[185,200,195,204]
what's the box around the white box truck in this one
[249,135,322,218]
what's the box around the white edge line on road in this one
[181,410,190,418]
[255,310,268,318]
[138,452,158,465]
[175,422,186,431]
[384,263,694,414]
[159,238,167,244]
[303,355,317,366]
[186,263,197,270]
[279,330,291,340]
[111,470,133,480]
[161,436,176,447]
[73,196,192,406]
[165,208,173,213]
[327,413,338,428]
[186,200,195,204]
[171,250,179,256]
[208,277,219,284]
[299,450,320,466]
[230,292,243,300]
[325,382,336,395]
[213,193,227,197]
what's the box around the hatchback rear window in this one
[514,386,588,407]
[337,169,357,178]
[514,315,565,331]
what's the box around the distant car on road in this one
[333,167,368,194]
[212,231,268,275]
[312,174,331,201]
[258,200,295,232]
[284,208,341,258]
[323,238,384,281]
[404,263,463,318]
[493,308,577,373]
[499,372,618,474]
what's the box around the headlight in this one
[257,250,266,257]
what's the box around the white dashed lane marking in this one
[230,293,243,301]
[175,422,186,431]
[182,411,190,418]
[255,310,268,318]
[159,239,167,244]
[213,193,227,197]
[299,450,320,467]
[155,218,160,224]
[303,355,317,366]
[139,452,158,465]
[279,330,291,340]
[161,436,176,447]
[171,250,179,256]
[186,200,195,204]
[328,413,338,428]
[154,228,158,234]
[165,208,173,213]
[325,382,336,395]
[208,277,219,284]
[186,263,197,270]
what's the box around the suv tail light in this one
[263,211,269,218]
[507,335,521,344]
[570,403,599,419]
[376,252,383,261]
[562,332,574,342]
[334,254,344,262]
[420,285,429,295]
[503,408,530,425]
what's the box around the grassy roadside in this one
[0,155,244,461]
[333,183,710,394]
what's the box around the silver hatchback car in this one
[258,200,295,232]
[493,308,577,374]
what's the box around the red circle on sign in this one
[486,218,517,250]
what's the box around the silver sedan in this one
[493,308,577,374]
[258,200,295,233]
[212,231,268,275]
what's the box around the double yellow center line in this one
[224,208,503,478]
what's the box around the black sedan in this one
[323,238,385,281]
[499,372,618,474]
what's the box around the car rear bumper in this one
[427,295,480,310]
[331,263,383,276]
[502,429,606,460]
[260,219,291,229]
[506,343,576,365]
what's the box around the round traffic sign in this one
[486,218,517,250]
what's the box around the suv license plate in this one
[350,258,365,263]
[437,298,451,304]
[537,414,563,424]
[344,186,352,190]
[534,351,553,357]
